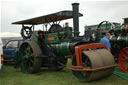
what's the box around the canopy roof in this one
[12,10,83,25]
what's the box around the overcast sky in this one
[1,0,128,35]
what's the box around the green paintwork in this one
[111,35,128,44]
[55,42,70,55]
[59,27,72,39]
[110,24,128,44]
[45,33,60,44]
[31,32,38,43]
[84,20,128,60]
[95,30,101,41]
[85,23,120,31]
[59,32,65,36]
[44,27,72,44]
[63,27,72,38]
[28,28,72,56]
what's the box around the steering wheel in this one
[21,26,33,39]
[97,21,115,32]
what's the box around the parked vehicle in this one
[0,38,4,71]
[3,40,23,62]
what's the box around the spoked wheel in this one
[48,55,68,70]
[118,47,128,73]
[72,49,115,82]
[19,41,42,73]
[55,55,68,70]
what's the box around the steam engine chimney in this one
[72,3,80,38]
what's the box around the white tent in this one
[0,32,21,38]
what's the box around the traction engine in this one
[12,3,117,82]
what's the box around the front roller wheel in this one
[72,49,115,82]
[72,53,91,82]
[118,47,128,73]
[19,41,42,73]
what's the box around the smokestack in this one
[72,3,80,38]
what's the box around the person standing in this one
[100,33,111,51]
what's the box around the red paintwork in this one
[48,37,55,40]
[118,47,128,73]
[67,43,118,71]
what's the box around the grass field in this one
[0,60,128,85]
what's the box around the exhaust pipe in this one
[72,3,80,38]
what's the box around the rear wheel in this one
[19,41,42,73]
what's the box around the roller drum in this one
[72,49,116,82]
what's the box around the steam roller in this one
[68,43,117,82]
[12,3,118,82]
